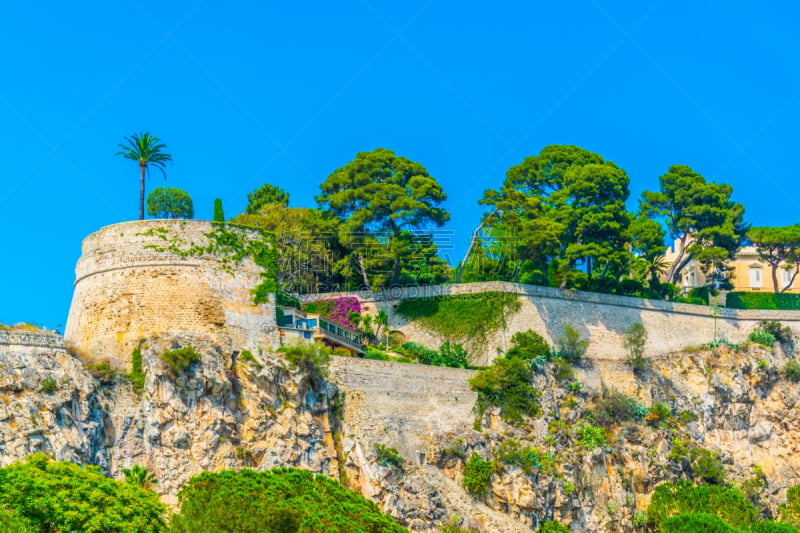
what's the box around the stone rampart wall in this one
[0,330,64,351]
[65,220,277,366]
[307,282,800,366]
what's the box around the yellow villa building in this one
[664,243,800,294]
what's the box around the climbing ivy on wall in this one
[396,291,521,348]
[137,222,278,304]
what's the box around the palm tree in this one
[117,132,173,220]
[122,464,158,490]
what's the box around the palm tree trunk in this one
[456,222,483,283]
[139,162,146,220]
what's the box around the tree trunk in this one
[357,254,371,291]
[771,264,780,293]
[665,234,688,284]
[139,162,146,220]
[456,222,483,283]
[782,264,800,293]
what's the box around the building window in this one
[750,267,762,289]
[782,268,794,289]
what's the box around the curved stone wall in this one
[65,220,276,366]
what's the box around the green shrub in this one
[88,361,117,382]
[538,520,570,532]
[690,448,726,485]
[752,522,800,533]
[662,512,739,532]
[0,453,167,532]
[469,357,542,425]
[632,509,647,528]
[280,342,331,389]
[506,330,550,361]
[171,467,407,533]
[397,341,469,368]
[646,402,672,427]
[727,292,800,310]
[40,379,56,394]
[463,454,495,498]
[591,389,641,426]
[673,296,706,305]
[374,443,405,470]
[552,357,574,381]
[647,480,756,530]
[396,292,521,348]
[493,439,542,472]
[555,324,589,363]
[623,322,649,371]
[780,484,800,526]
[130,345,145,392]
[238,349,262,370]
[578,424,606,449]
[161,346,201,376]
[749,328,777,347]
[668,438,690,463]
[783,360,800,382]
[0,507,31,533]
[364,349,390,361]
[760,320,795,348]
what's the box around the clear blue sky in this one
[3,1,799,330]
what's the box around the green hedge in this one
[726,292,800,310]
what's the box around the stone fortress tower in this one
[64,219,277,366]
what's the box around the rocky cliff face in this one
[1,333,799,532]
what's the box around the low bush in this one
[374,443,405,470]
[463,454,495,498]
[492,439,542,472]
[40,379,56,394]
[760,320,795,349]
[161,346,201,376]
[130,345,145,392]
[88,362,116,383]
[280,342,331,390]
[623,322,648,371]
[469,356,542,425]
[397,341,470,368]
[647,480,756,530]
[591,389,643,426]
[552,358,574,381]
[578,424,606,449]
[555,324,588,363]
[783,360,800,382]
[749,328,777,347]
[727,292,800,310]
[238,349,262,370]
[646,402,672,427]
[691,448,726,485]
[538,520,570,532]
[506,330,550,361]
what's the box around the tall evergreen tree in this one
[116,132,172,220]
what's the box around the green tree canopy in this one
[317,148,449,288]
[479,145,633,289]
[170,467,407,533]
[0,453,167,532]
[147,186,194,219]
[748,225,800,292]
[117,131,172,220]
[213,198,225,222]
[641,165,746,287]
[246,182,290,213]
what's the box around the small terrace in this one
[276,303,364,355]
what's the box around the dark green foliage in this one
[552,357,574,381]
[40,379,55,394]
[727,292,800,310]
[117,131,173,221]
[749,328,777,347]
[239,349,262,370]
[662,513,740,532]
[161,346,201,376]
[691,448,726,484]
[506,330,550,361]
[554,324,588,363]
[623,322,648,370]
[463,454,495,498]
[147,186,194,219]
[673,296,707,305]
[748,225,800,292]
[374,443,405,469]
[280,342,332,390]
[363,349,390,361]
[213,198,225,222]
[591,389,641,426]
[246,182,290,213]
[646,402,672,427]
[397,341,468,368]
[784,360,800,382]
[130,345,145,392]
[469,356,541,425]
[171,467,407,533]
[87,361,116,383]
[317,148,449,288]
[647,480,756,530]
[493,439,543,472]
[276,291,301,309]
[760,320,794,347]
[752,522,800,533]
[688,286,711,305]
[780,484,800,526]
[0,507,31,533]
[538,520,571,533]
[396,292,521,349]
[122,464,157,490]
[577,424,607,449]
[0,453,167,532]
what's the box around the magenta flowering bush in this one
[302,297,361,329]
